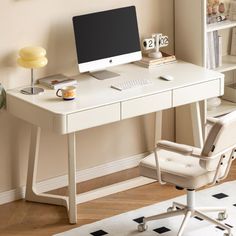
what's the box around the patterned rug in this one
[55,181,236,236]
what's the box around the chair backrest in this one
[200,110,236,172]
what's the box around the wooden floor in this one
[0,163,236,236]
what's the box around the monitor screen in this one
[72,6,141,74]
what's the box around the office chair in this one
[138,111,236,236]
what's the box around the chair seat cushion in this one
[140,150,215,189]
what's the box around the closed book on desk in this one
[134,52,176,68]
[38,74,77,90]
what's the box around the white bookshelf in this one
[215,55,236,72]
[175,0,236,144]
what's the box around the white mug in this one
[56,86,77,100]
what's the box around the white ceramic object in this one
[207,97,222,110]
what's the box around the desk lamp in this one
[17,46,48,95]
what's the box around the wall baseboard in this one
[0,152,149,205]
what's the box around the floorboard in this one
[0,163,235,236]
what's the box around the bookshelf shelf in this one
[207,99,236,117]
[215,55,236,72]
[207,20,236,32]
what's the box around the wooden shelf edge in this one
[207,20,236,32]
[213,55,236,73]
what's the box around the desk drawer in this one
[121,91,171,119]
[67,103,120,132]
[173,79,220,107]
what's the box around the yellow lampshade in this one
[17,46,48,69]
[17,46,48,95]
[17,57,48,69]
[19,46,46,60]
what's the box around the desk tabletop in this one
[6,61,224,115]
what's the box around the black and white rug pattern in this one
[55,181,236,236]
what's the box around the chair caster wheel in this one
[138,223,148,232]
[224,233,233,236]
[218,211,228,221]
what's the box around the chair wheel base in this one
[218,211,228,221]
[138,223,148,232]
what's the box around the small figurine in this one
[217,15,227,22]
[212,3,219,14]
[207,0,227,24]
[208,4,213,15]
[219,2,225,14]
[208,0,215,6]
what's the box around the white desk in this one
[6,61,224,224]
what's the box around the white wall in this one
[0,0,174,193]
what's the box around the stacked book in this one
[206,31,222,70]
[134,52,176,69]
[38,74,78,90]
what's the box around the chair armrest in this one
[156,140,193,155]
[190,149,218,160]
[156,140,220,160]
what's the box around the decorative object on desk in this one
[207,97,221,110]
[0,84,6,109]
[142,33,168,59]
[54,181,236,236]
[17,46,48,95]
[56,85,77,101]
[222,82,236,102]
[38,74,77,90]
[134,52,176,69]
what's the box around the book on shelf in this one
[134,52,176,68]
[218,35,222,67]
[38,74,78,90]
[206,31,222,70]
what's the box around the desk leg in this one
[25,126,68,212]
[154,111,163,146]
[190,102,204,148]
[25,126,41,200]
[67,132,77,224]
[24,126,154,224]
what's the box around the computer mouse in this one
[159,75,174,81]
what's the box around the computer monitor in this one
[72,6,142,80]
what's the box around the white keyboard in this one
[111,79,152,91]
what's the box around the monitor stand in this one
[90,70,120,80]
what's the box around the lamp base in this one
[20,87,44,95]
